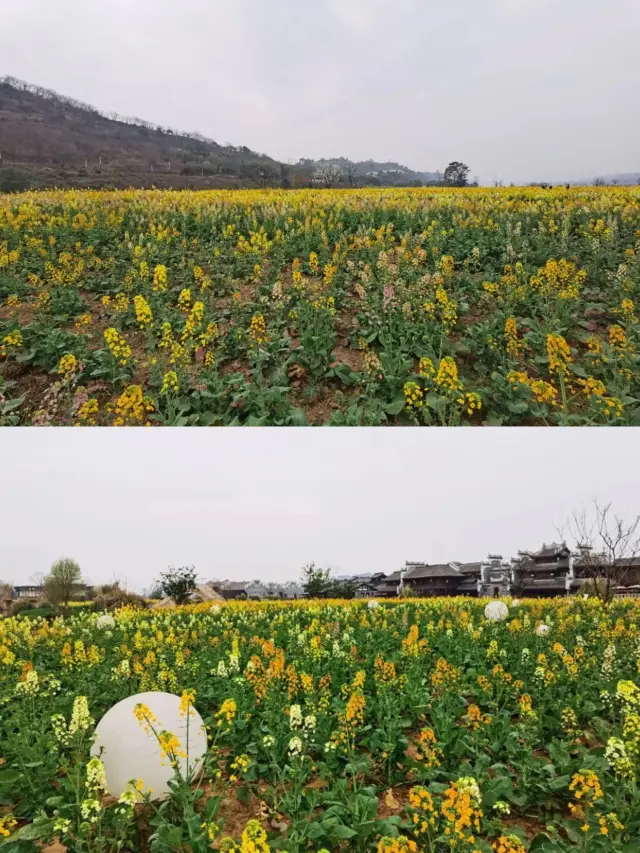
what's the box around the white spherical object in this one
[210,604,221,613]
[484,601,509,622]
[91,691,207,800]
[96,614,116,630]
[368,599,380,609]
[510,599,520,608]
[536,624,551,636]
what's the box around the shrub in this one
[0,168,30,194]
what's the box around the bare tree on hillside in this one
[344,161,358,187]
[313,164,342,188]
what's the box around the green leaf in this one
[563,818,584,843]
[288,407,308,425]
[528,834,554,852]
[506,400,530,414]
[15,348,35,364]
[1,818,54,845]
[485,412,505,425]
[385,399,406,415]
[0,770,22,787]
[236,785,250,804]
[547,774,571,790]
[306,822,325,840]
[0,395,24,412]
[330,825,358,839]
[569,363,588,378]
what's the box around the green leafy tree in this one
[329,579,358,599]
[300,562,332,598]
[443,161,470,187]
[44,557,83,613]
[0,168,30,194]
[157,565,197,605]
[301,564,358,599]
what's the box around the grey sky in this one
[1,429,638,590]
[2,0,639,184]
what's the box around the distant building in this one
[207,579,304,601]
[511,542,572,597]
[453,561,483,597]
[13,585,44,600]
[403,562,462,597]
[278,582,304,599]
[208,581,248,600]
[245,581,269,600]
[0,584,13,615]
[478,556,511,598]
[373,570,404,597]
[353,573,386,598]
[617,558,640,587]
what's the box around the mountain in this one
[0,76,283,190]
[297,156,441,186]
[0,77,440,192]
[589,173,640,186]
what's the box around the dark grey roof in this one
[573,554,607,568]
[405,563,461,579]
[532,543,570,559]
[518,577,567,591]
[518,559,569,572]
[456,562,483,575]
[382,571,403,583]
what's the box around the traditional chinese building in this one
[511,542,573,597]
[453,561,483,597]
[373,570,404,598]
[403,562,463,597]
[478,555,511,597]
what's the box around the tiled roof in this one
[456,562,483,575]
[405,563,461,579]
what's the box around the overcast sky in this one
[2,0,639,184]
[1,429,638,590]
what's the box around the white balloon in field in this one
[96,614,116,630]
[91,691,207,800]
[368,599,380,609]
[484,601,509,622]
[510,599,521,608]
[536,623,551,636]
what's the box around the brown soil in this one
[2,361,51,413]
[219,358,251,383]
[502,814,549,840]
[0,302,36,325]
[376,783,413,819]
[213,789,267,843]
[294,390,341,425]
[331,345,364,373]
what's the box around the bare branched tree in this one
[344,161,358,188]
[562,499,640,601]
[254,165,275,189]
[313,164,342,189]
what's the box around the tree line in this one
[3,499,637,615]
